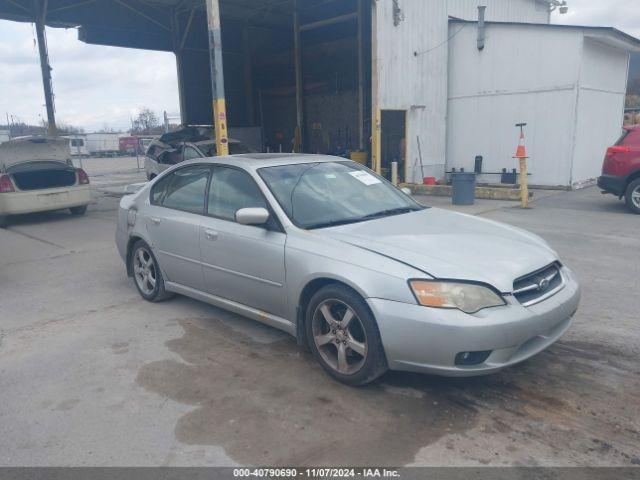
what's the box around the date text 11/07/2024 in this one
[232,468,401,478]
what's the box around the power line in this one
[414,23,467,57]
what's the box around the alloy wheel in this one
[133,247,157,295]
[312,299,368,375]
[632,185,640,209]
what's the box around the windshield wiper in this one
[305,217,367,230]
[360,206,423,220]
[305,207,423,230]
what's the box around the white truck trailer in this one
[85,132,122,157]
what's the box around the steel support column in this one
[371,0,381,174]
[243,26,255,125]
[357,0,364,151]
[32,0,56,135]
[205,0,229,156]
[293,0,303,153]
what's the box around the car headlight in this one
[409,280,505,314]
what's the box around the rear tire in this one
[625,179,640,215]
[70,205,88,216]
[305,284,388,386]
[129,239,173,302]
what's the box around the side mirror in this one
[401,187,412,196]
[124,182,147,194]
[236,207,270,226]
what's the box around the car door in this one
[200,165,287,318]
[145,165,211,291]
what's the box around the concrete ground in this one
[0,159,638,467]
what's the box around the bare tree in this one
[131,107,160,135]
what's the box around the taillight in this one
[77,168,90,185]
[0,174,15,193]
[606,146,631,155]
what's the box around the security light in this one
[547,0,569,14]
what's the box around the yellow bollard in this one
[514,123,530,209]
[519,157,529,209]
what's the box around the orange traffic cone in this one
[514,131,528,159]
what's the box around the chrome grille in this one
[513,263,564,306]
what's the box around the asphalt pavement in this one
[0,160,638,467]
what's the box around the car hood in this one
[316,208,558,292]
[0,136,71,169]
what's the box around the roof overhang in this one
[449,19,640,53]
[0,0,293,52]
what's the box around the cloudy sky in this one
[0,0,639,132]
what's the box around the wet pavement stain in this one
[136,316,640,466]
[136,317,478,466]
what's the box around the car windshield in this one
[259,161,424,229]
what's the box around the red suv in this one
[598,125,640,214]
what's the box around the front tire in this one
[129,240,173,302]
[70,205,88,216]
[625,179,640,215]
[305,284,388,386]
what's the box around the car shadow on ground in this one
[134,307,640,467]
[2,209,86,229]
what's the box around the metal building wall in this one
[448,0,550,23]
[374,0,551,183]
[374,0,448,182]
[446,23,581,187]
[446,23,631,188]
[572,39,629,188]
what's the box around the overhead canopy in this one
[0,0,353,52]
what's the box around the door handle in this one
[203,228,218,240]
[149,217,161,225]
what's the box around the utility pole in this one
[32,0,57,136]
[205,0,229,156]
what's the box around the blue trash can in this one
[452,172,477,205]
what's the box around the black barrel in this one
[451,172,477,205]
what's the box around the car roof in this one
[190,153,348,169]
[192,139,241,146]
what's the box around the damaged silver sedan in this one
[144,126,253,181]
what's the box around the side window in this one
[156,166,210,214]
[150,174,172,205]
[183,146,202,161]
[208,167,268,221]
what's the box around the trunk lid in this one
[0,136,71,170]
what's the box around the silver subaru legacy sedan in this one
[116,154,580,386]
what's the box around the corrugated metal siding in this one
[375,0,449,182]
[375,0,551,183]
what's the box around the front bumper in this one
[598,175,625,197]
[0,186,91,216]
[368,268,581,376]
